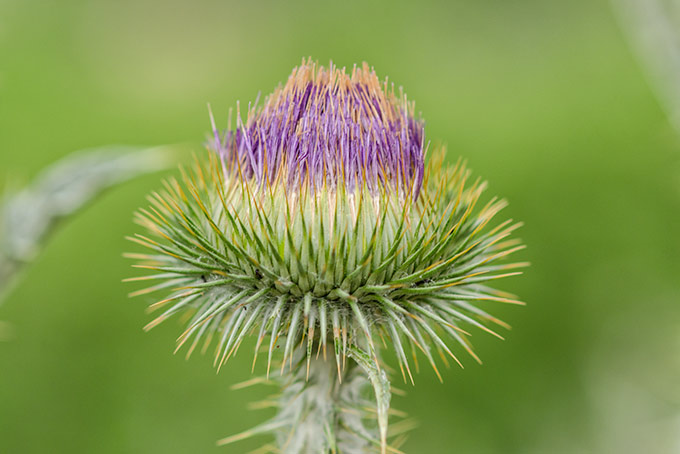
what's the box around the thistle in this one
[127,59,526,454]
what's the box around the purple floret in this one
[210,60,426,199]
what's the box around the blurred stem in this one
[613,0,680,134]
[0,145,176,305]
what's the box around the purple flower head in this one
[210,59,426,198]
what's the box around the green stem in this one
[218,347,393,453]
[275,353,384,454]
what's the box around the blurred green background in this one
[1,0,679,453]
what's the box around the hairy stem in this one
[272,351,388,454]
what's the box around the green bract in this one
[130,152,524,380]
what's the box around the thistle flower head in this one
[212,59,425,198]
[128,59,526,387]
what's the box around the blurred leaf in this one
[613,0,680,134]
[0,145,175,304]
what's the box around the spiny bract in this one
[127,59,526,387]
